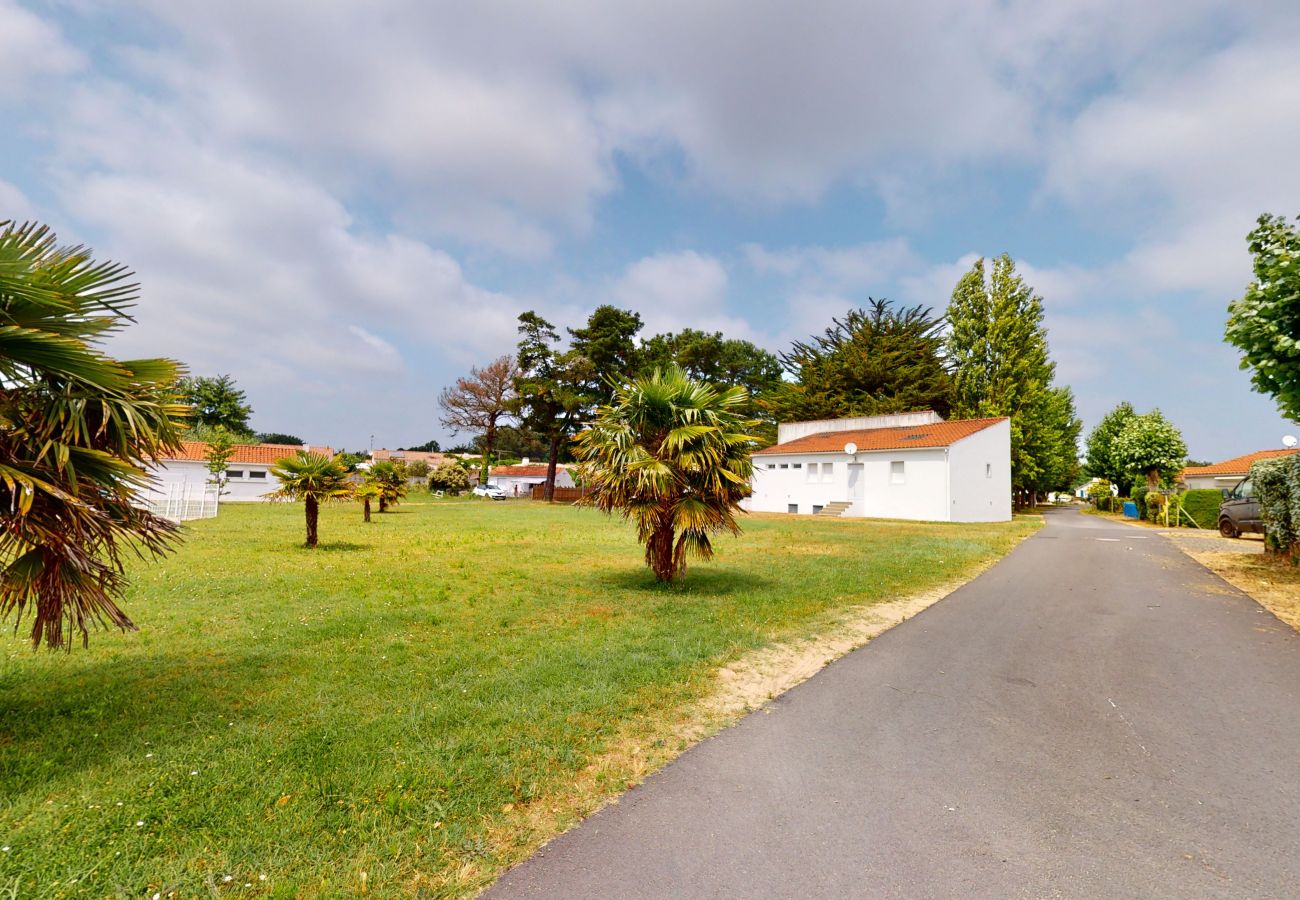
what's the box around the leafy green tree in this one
[256,432,303,445]
[568,305,644,405]
[367,460,408,512]
[1226,214,1300,421]
[512,311,594,501]
[405,459,430,479]
[573,367,757,583]
[438,355,518,482]
[429,460,470,495]
[946,255,1061,503]
[203,426,237,496]
[639,328,782,425]
[179,374,253,436]
[1112,409,1188,490]
[1019,386,1082,497]
[270,452,353,548]
[0,220,187,649]
[770,298,952,425]
[1084,402,1138,494]
[403,439,441,452]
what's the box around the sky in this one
[2,0,1299,460]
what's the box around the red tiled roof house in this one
[487,459,576,497]
[144,441,334,506]
[1179,449,1298,491]
[749,412,1011,522]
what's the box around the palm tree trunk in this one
[363,497,371,522]
[650,520,677,581]
[379,496,388,513]
[544,432,561,502]
[305,496,319,548]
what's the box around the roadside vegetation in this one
[0,500,1037,896]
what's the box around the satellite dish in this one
[1284,435,1298,448]
[844,442,858,456]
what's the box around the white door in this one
[847,463,864,515]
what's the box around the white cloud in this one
[0,0,82,100]
[744,239,918,289]
[610,251,753,339]
[0,179,35,221]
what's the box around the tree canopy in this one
[1111,409,1187,489]
[438,354,518,477]
[769,298,952,424]
[270,452,353,548]
[1084,401,1138,494]
[946,255,1069,501]
[512,311,594,500]
[1,220,187,648]
[640,328,782,423]
[179,374,253,437]
[257,432,303,446]
[1226,213,1300,421]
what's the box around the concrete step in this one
[816,501,853,517]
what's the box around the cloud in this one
[610,251,750,339]
[0,0,82,100]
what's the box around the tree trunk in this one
[1146,468,1160,491]
[482,415,498,485]
[648,520,678,582]
[363,498,371,522]
[305,496,319,548]
[544,432,561,502]
[379,496,388,513]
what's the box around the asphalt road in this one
[487,508,1300,899]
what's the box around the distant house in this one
[143,441,334,506]
[748,411,1011,522]
[1179,449,1298,491]
[488,460,575,497]
[370,448,455,468]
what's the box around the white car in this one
[473,484,507,501]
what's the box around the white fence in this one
[142,481,220,522]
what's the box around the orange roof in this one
[1180,449,1297,478]
[169,441,334,465]
[754,417,1007,455]
[490,464,566,477]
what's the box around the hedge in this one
[1252,456,1299,553]
[1181,489,1222,530]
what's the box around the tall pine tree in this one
[946,254,1066,505]
[769,298,952,424]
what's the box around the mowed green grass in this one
[0,499,1038,897]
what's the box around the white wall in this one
[144,459,280,503]
[750,448,949,521]
[489,469,575,496]
[1183,474,1243,491]
[946,419,1012,522]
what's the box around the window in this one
[226,469,244,480]
[821,462,833,483]
[249,470,267,479]
[812,505,823,514]
[787,503,799,514]
[985,463,992,479]
[890,461,905,484]
[779,463,789,469]
[806,462,819,482]
[792,463,802,469]
[766,464,775,470]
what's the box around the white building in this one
[749,412,1011,522]
[1179,449,1297,491]
[488,461,575,497]
[141,441,335,506]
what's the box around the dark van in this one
[1218,478,1263,538]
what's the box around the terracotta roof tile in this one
[1180,449,1296,478]
[490,464,567,477]
[169,441,333,465]
[753,417,1007,455]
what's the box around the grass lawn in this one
[1,499,1038,897]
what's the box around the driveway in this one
[488,508,1300,898]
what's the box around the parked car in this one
[1219,478,1263,538]
[473,484,507,501]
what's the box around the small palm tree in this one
[1,220,186,649]
[574,367,757,583]
[271,452,353,548]
[356,481,380,522]
[367,460,407,512]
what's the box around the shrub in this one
[405,459,430,479]
[1253,456,1297,553]
[1131,485,1149,513]
[429,460,470,495]
[1087,479,1114,507]
[1144,491,1163,522]
[1181,489,1222,530]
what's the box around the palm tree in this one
[356,481,380,522]
[270,452,353,547]
[367,460,407,512]
[0,221,187,649]
[573,367,757,583]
